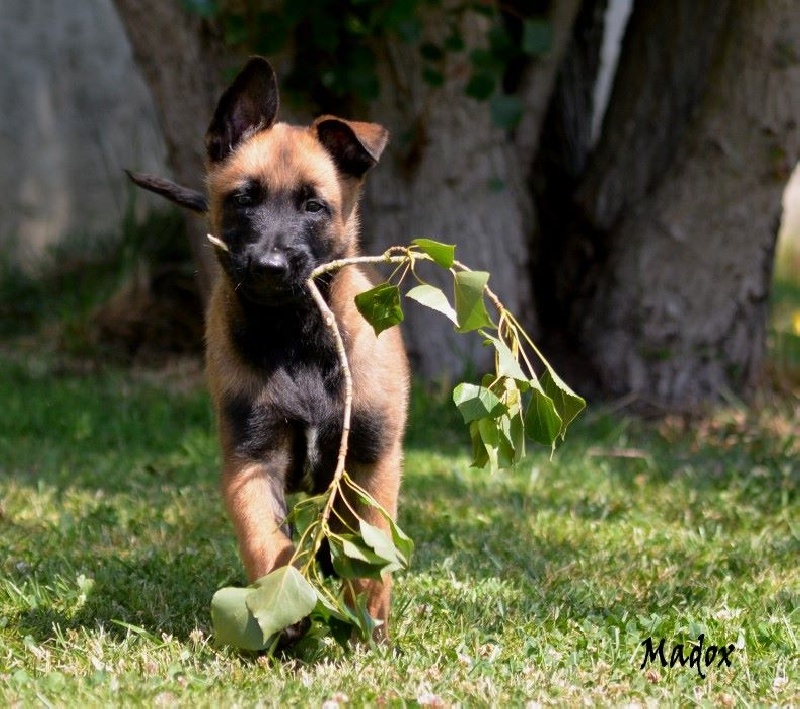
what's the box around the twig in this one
[206,233,229,253]
[300,249,428,561]
[298,246,511,560]
[307,250,424,280]
[587,447,652,462]
[302,277,354,557]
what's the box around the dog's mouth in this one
[217,242,321,306]
[236,279,307,306]
[231,261,314,306]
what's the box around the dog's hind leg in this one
[342,439,404,641]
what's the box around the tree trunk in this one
[362,3,581,378]
[537,0,800,410]
[111,1,582,380]
[531,0,608,350]
[112,0,226,304]
[111,0,800,409]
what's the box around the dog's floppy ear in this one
[206,56,279,164]
[314,116,389,179]
[125,170,208,213]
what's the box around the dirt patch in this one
[92,264,204,365]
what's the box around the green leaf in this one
[470,411,524,473]
[465,71,496,101]
[469,419,490,470]
[469,48,503,73]
[524,384,562,449]
[346,479,414,563]
[395,18,422,44]
[245,566,317,645]
[210,586,267,651]
[354,283,404,336]
[487,23,516,58]
[490,94,524,130]
[373,511,414,565]
[495,415,519,469]
[182,0,219,18]
[422,68,445,87]
[420,42,444,62]
[504,410,526,463]
[482,332,528,383]
[453,382,505,424]
[310,595,356,649]
[359,519,408,571]
[223,18,248,46]
[540,367,587,438]
[496,379,526,466]
[340,535,381,564]
[406,284,458,325]
[329,534,389,581]
[453,270,493,332]
[444,30,465,52]
[309,590,378,644]
[313,589,350,622]
[351,591,381,642]
[286,494,325,539]
[411,238,455,268]
[387,516,414,564]
[476,417,501,470]
[522,19,553,56]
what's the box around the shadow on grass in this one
[12,560,225,645]
[2,358,796,656]
[397,404,797,628]
[4,480,238,645]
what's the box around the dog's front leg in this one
[221,456,294,582]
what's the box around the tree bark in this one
[531,0,608,342]
[361,3,581,378]
[111,0,800,410]
[111,1,583,380]
[112,0,226,304]
[560,0,800,409]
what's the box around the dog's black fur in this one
[128,57,408,641]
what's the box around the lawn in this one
[0,351,797,706]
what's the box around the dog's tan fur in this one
[201,60,408,638]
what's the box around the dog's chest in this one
[223,321,386,492]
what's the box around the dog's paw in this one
[275,616,311,650]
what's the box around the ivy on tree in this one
[182,0,553,129]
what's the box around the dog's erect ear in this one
[314,117,389,179]
[206,57,279,164]
[125,170,208,213]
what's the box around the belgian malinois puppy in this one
[131,57,408,639]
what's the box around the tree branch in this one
[305,276,354,504]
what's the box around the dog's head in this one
[203,57,388,306]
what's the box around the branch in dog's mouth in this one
[124,169,209,214]
[206,233,229,252]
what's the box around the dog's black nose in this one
[252,251,288,277]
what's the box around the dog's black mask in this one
[217,181,338,306]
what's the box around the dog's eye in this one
[305,199,325,213]
[233,184,260,207]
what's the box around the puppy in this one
[131,57,408,639]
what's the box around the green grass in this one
[0,353,797,706]
[769,279,800,382]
